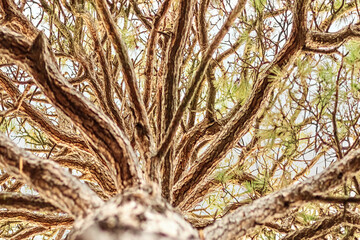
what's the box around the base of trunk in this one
[66,185,199,240]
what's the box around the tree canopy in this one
[1,0,360,239]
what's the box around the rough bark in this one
[0,134,102,217]
[0,192,60,212]
[67,185,199,240]
[283,212,360,240]
[172,0,309,208]
[94,0,154,161]
[0,71,89,152]
[158,0,194,200]
[0,210,73,227]
[156,0,247,160]
[1,0,360,239]
[0,27,142,189]
[203,148,360,239]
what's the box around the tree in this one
[1,0,360,239]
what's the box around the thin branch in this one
[129,0,152,30]
[11,226,47,240]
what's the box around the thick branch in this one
[94,0,154,157]
[0,210,73,227]
[53,155,116,196]
[0,0,38,39]
[156,0,247,161]
[0,71,89,152]
[173,120,221,184]
[306,25,360,48]
[0,192,60,212]
[77,11,124,132]
[283,212,360,240]
[172,0,310,207]
[0,133,102,217]
[0,27,143,189]
[143,0,173,107]
[203,148,360,239]
[158,0,194,199]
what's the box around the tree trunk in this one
[67,185,199,240]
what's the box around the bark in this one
[0,133,102,217]
[0,0,38,39]
[172,0,309,208]
[0,192,60,212]
[306,25,360,48]
[143,0,173,107]
[67,185,199,240]
[0,27,142,189]
[156,0,247,160]
[156,0,194,199]
[11,226,47,240]
[203,148,360,239]
[94,0,154,161]
[52,154,116,196]
[0,71,89,152]
[173,120,221,184]
[2,0,360,239]
[0,210,73,227]
[283,213,360,240]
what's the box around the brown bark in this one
[0,210,73,227]
[172,0,309,208]
[0,71,89,152]
[0,27,142,189]
[143,0,173,107]
[203,148,360,239]
[0,133,102,217]
[11,226,47,240]
[94,0,154,162]
[0,192,60,212]
[283,212,360,240]
[158,0,194,199]
[2,0,360,239]
[0,0,38,39]
[52,154,116,196]
[156,0,247,161]
[307,25,360,48]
